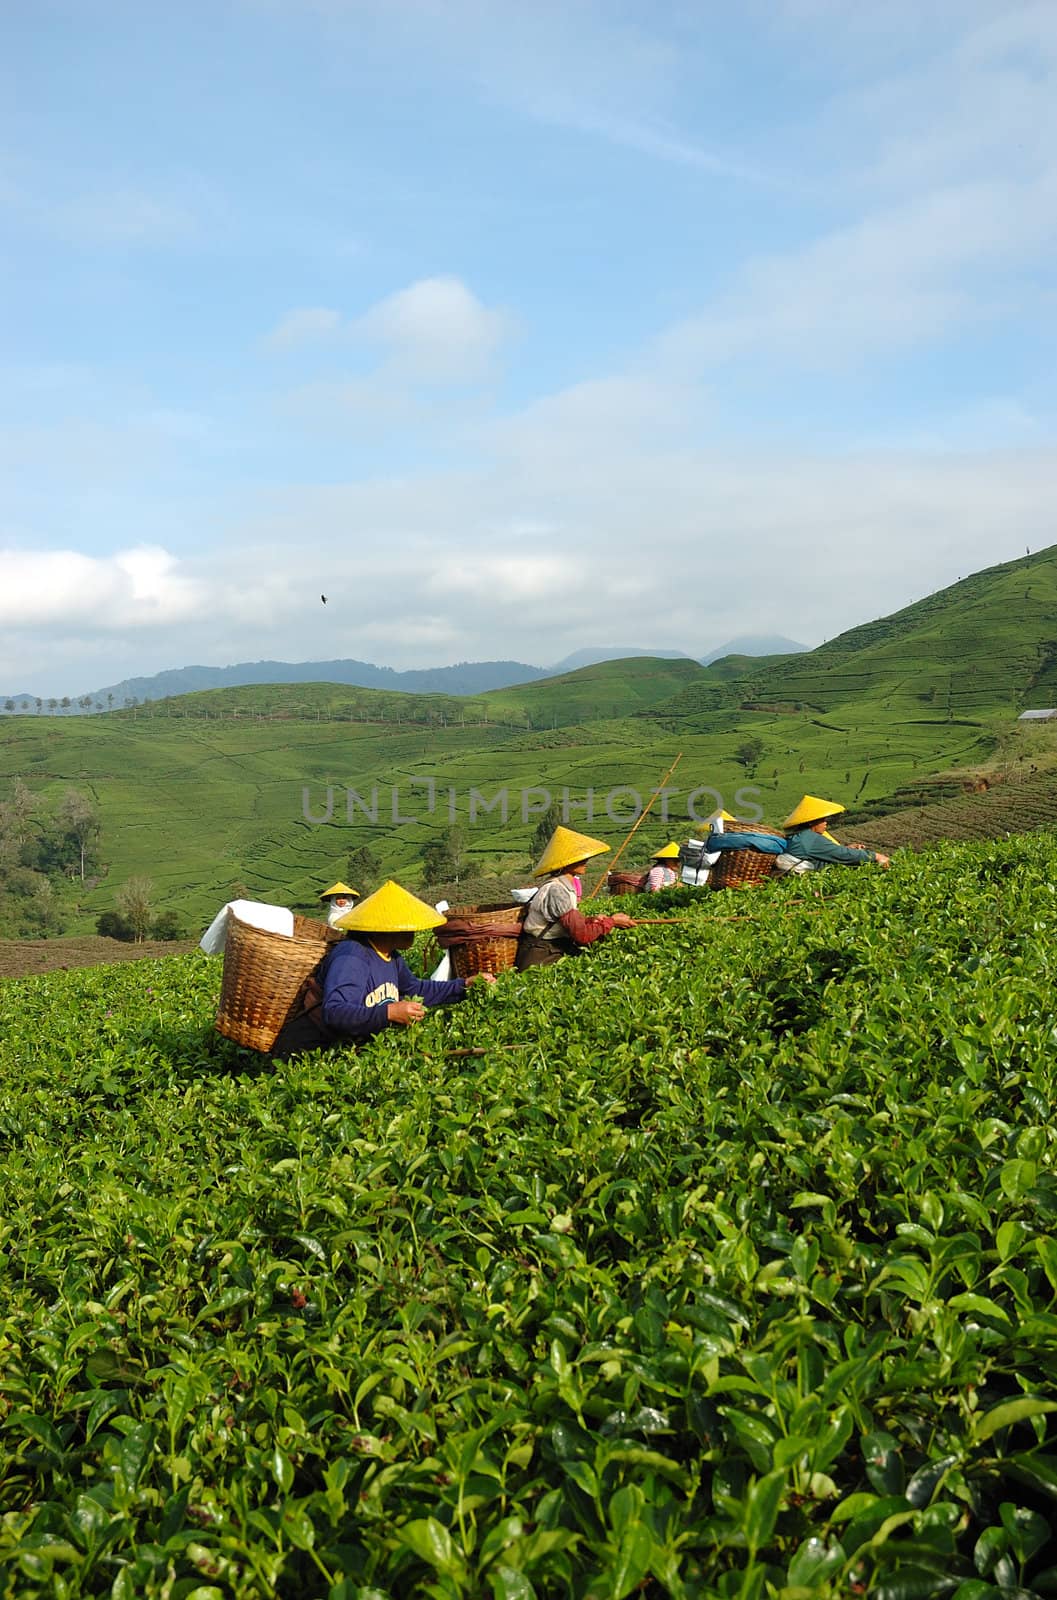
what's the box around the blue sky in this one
[2,0,1056,694]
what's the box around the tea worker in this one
[781,795,890,869]
[678,809,734,886]
[272,880,494,1058]
[516,825,635,970]
[645,842,681,892]
[319,880,359,928]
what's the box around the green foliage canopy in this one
[3,835,1057,1592]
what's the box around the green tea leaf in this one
[271,1447,293,1494]
[399,1517,456,1572]
[786,1536,845,1587]
[489,1567,537,1600]
[607,1522,654,1600]
[974,1399,1057,1443]
[743,1469,785,1553]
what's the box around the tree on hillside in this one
[96,910,134,941]
[58,789,101,882]
[735,737,765,771]
[0,818,19,875]
[422,826,467,887]
[115,877,154,942]
[3,780,38,849]
[347,844,383,892]
[530,800,563,860]
[3,699,12,714]
[29,876,63,937]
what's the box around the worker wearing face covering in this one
[319,881,360,928]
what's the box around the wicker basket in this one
[711,849,779,889]
[438,902,527,978]
[607,870,648,896]
[216,912,340,1051]
[710,822,786,891]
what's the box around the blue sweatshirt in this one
[320,936,467,1039]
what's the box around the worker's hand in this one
[388,1000,427,1024]
[467,972,497,986]
[610,912,636,929]
[874,852,891,868]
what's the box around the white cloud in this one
[266,0,752,183]
[529,104,776,187]
[654,168,1057,374]
[353,277,510,382]
[431,553,586,604]
[265,307,343,349]
[264,277,510,383]
[4,434,1057,694]
[0,546,205,630]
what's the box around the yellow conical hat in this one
[533,825,610,877]
[653,841,681,859]
[334,880,445,932]
[320,881,358,900]
[783,794,846,829]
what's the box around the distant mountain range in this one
[1,636,807,711]
[549,638,805,672]
[699,634,807,666]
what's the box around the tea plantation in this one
[3,836,1057,1599]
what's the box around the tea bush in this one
[3,835,1057,1597]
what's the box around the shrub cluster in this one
[2,835,1057,1595]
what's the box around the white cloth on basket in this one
[773,854,813,876]
[199,899,294,955]
[430,901,453,977]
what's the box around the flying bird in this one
[321,594,327,604]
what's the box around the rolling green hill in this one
[113,654,706,730]
[848,770,1057,854]
[0,690,991,934]
[478,655,706,721]
[684,546,1057,720]
[4,547,1057,934]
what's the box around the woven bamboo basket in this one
[607,869,648,896]
[710,821,786,891]
[439,902,527,978]
[216,912,340,1052]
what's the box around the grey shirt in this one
[523,877,577,939]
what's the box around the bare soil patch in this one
[0,937,197,980]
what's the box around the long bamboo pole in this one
[630,908,822,924]
[586,751,684,900]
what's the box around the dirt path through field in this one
[0,937,198,980]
